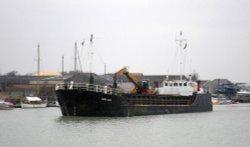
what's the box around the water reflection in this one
[57,116,129,123]
[55,114,170,128]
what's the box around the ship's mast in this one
[73,41,84,73]
[89,34,94,84]
[37,43,41,76]
[104,64,107,75]
[62,55,64,75]
[74,42,77,72]
[175,31,187,80]
[77,43,83,72]
[36,43,41,95]
[89,34,94,73]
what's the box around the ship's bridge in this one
[157,80,197,96]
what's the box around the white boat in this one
[212,97,231,105]
[21,97,47,108]
[232,91,250,103]
[211,94,231,105]
[0,97,14,110]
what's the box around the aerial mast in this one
[62,55,64,75]
[89,34,94,73]
[175,31,187,80]
[36,43,41,95]
[37,43,41,76]
[104,64,107,75]
[89,34,94,84]
[74,42,77,72]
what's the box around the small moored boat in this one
[21,97,47,108]
[0,96,14,110]
[232,91,250,103]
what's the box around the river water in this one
[1,104,250,147]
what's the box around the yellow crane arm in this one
[113,67,142,92]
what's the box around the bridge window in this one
[174,83,178,86]
[184,83,187,86]
[179,83,183,86]
[165,83,168,86]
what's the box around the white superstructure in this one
[157,79,197,96]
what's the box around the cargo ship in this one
[55,33,212,116]
[55,67,212,117]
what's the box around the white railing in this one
[55,82,122,95]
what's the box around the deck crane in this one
[113,67,156,94]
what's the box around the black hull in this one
[56,89,212,117]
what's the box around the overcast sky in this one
[0,0,250,82]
